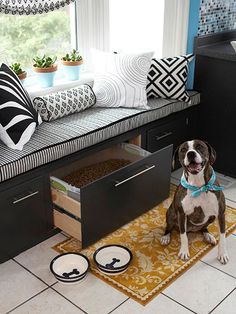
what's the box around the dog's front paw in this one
[218,251,229,264]
[160,234,170,246]
[203,232,217,245]
[178,248,190,261]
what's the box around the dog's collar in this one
[180,168,224,197]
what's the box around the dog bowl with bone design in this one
[93,245,132,275]
[50,252,90,283]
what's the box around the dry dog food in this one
[63,159,131,188]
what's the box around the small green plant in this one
[10,63,24,76]
[62,49,83,62]
[33,55,57,68]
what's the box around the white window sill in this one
[27,72,94,99]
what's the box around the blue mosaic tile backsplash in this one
[198,0,236,35]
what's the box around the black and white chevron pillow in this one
[33,84,96,122]
[146,54,194,103]
[0,63,41,150]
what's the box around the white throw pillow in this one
[91,50,154,109]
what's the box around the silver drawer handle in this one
[156,131,172,141]
[115,165,155,187]
[13,191,39,204]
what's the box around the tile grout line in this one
[209,287,236,314]
[225,197,236,204]
[200,260,236,280]
[107,297,130,314]
[50,285,88,314]
[13,258,54,287]
[49,281,59,287]
[5,286,50,314]
[161,293,197,314]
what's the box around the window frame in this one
[76,0,190,70]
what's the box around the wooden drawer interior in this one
[51,187,81,218]
[53,209,81,241]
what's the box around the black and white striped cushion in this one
[0,92,200,182]
[0,63,41,150]
[146,54,194,103]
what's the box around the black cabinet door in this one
[0,176,53,263]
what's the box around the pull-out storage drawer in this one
[147,117,187,153]
[50,143,172,248]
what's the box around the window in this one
[0,4,76,72]
[109,0,165,56]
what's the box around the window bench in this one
[0,91,200,263]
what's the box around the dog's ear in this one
[204,141,216,165]
[172,146,180,169]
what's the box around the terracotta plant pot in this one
[61,59,83,81]
[18,71,27,81]
[33,64,58,88]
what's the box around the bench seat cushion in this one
[0,91,200,182]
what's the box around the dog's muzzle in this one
[185,151,203,174]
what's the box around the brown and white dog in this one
[160,139,229,264]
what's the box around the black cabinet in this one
[194,30,236,177]
[0,176,53,263]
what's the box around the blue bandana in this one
[180,169,224,197]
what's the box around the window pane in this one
[0,6,73,72]
[109,0,165,56]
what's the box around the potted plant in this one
[10,63,27,82]
[61,49,83,81]
[33,55,57,88]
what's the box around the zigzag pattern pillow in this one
[0,63,41,150]
[33,84,96,122]
[146,54,194,103]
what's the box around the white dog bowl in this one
[230,41,236,52]
[93,245,132,275]
[50,252,90,283]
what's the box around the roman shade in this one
[0,0,75,15]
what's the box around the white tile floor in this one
[1,170,236,314]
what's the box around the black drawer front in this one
[0,176,53,262]
[147,118,187,153]
[80,145,172,247]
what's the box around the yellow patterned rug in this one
[53,184,236,305]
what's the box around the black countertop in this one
[195,40,236,61]
[194,30,236,62]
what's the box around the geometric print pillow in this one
[0,63,42,151]
[33,84,96,122]
[146,54,194,103]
